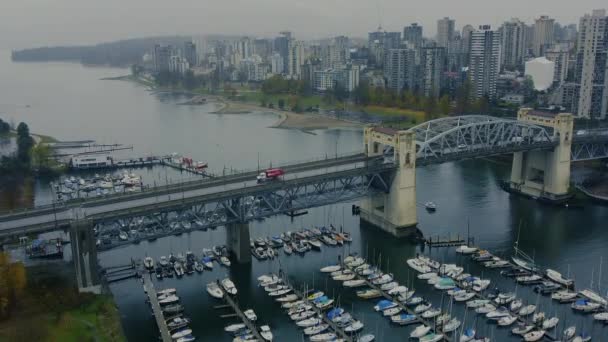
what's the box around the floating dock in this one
[425,235,468,247]
[220,281,265,341]
[142,276,172,342]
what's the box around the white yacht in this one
[221,278,237,295]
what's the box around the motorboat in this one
[269,288,292,297]
[387,285,408,295]
[443,318,461,332]
[460,328,476,342]
[344,320,364,333]
[162,304,183,315]
[472,279,491,292]
[454,292,476,302]
[418,272,438,280]
[419,333,444,342]
[410,325,431,338]
[390,313,417,325]
[157,288,177,296]
[290,310,315,321]
[546,269,574,287]
[175,336,195,342]
[512,323,534,335]
[380,281,399,291]
[518,304,536,316]
[593,311,608,322]
[466,299,490,308]
[579,289,608,306]
[414,302,432,314]
[405,296,423,306]
[297,317,323,328]
[542,317,559,330]
[326,307,344,320]
[374,300,398,311]
[144,257,154,270]
[484,259,510,268]
[434,277,457,290]
[357,289,382,299]
[225,323,247,333]
[171,329,192,340]
[167,316,190,330]
[307,291,324,300]
[486,306,511,320]
[563,326,576,340]
[573,333,592,342]
[532,312,545,324]
[220,256,231,267]
[206,282,224,299]
[277,294,299,303]
[534,281,561,294]
[571,299,601,312]
[510,299,523,312]
[201,257,213,270]
[494,292,516,305]
[343,279,366,288]
[308,239,322,250]
[320,265,341,273]
[424,201,437,211]
[357,334,375,342]
[382,307,402,316]
[497,315,517,326]
[372,274,394,285]
[283,244,293,255]
[552,290,578,303]
[456,245,478,254]
[119,231,128,241]
[158,295,179,305]
[221,278,238,295]
[260,325,273,341]
[523,330,545,342]
[516,274,543,284]
[421,308,441,319]
[475,304,496,314]
[244,309,257,322]
[194,261,204,273]
[407,258,432,273]
[310,333,337,341]
[303,324,329,335]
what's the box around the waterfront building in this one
[153,44,173,72]
[168,55,189,75]
[313,65,359,92]
[270,53,283,75]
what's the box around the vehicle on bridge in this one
[256,168,285,183]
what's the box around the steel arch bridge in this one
[409,115,558,165]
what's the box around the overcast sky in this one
[1,0,606,49]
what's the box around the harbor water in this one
[1,51,608,341]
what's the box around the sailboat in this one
[512,222,540,272]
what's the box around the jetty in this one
[142,275,172,342]
[220,281,265,341]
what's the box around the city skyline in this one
[1,0,607,49]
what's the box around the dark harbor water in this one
[1,51,608,341]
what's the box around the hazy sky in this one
[1,0,606,48]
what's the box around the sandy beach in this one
[208,97,361,131]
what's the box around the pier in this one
[220,282,265,341]
[142,276,172,342]
[425,234,468,247]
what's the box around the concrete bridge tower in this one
[360,127,418,236]
[509,108,574,201]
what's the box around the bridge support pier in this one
[360,127,417,237]
[226,222,251,264]
[69,220,101,294]
[508,110,574,202]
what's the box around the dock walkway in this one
[143,276,172,342]
[220,282,265,341]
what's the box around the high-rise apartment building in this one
[545,45,570,85]
[384,49,415,92]
[288,41,304,78]
[469,25,502,99]
[572,10,608,119]
[153,45,174,72]
[420,47,446,97]
[437,17,456,48]
[183,41,198,67]
[500,18,526,70]
[404,23,423,48]
[533,15,555,56]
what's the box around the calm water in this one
[2,51,608,341]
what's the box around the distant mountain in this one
[11,36,191,67]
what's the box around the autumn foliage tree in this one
[0,252,27,320]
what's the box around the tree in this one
[353,81,371,105]
[16,122,33,168]
[455,79,472,114]
[333,82,349,102]
[183,70,197,90]
[0,118,10,134]
[438,95,451,116]
[422,95,437,121]
[30,144,52,170]
[278,98,285,110]
[0,252,27,320]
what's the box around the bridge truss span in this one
[410,115,557,165]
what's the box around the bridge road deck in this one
[0,154,376,233]
[142,275,172,342]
